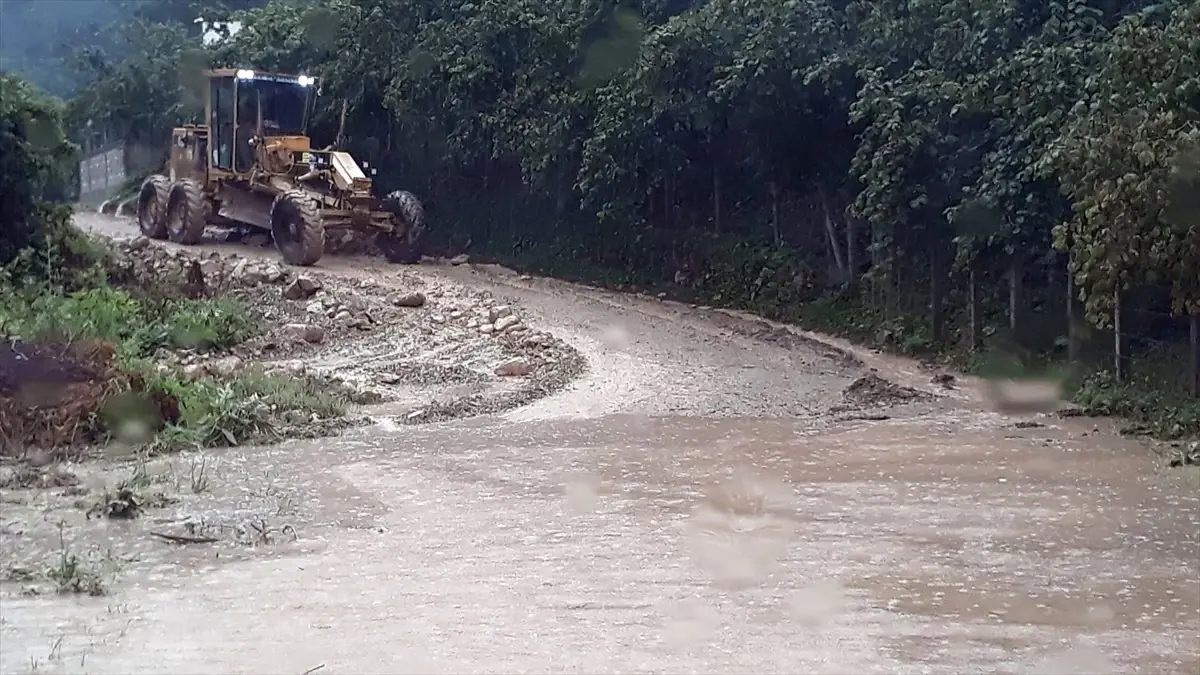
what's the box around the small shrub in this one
[0,284,255,359]
[1071,370,1200,439]
[161,298,255,351]
[143,369,346,454]
[0,285,141,345]
[46,521,108,596]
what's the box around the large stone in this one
[494,360,533,377]
[181,363,207,379]
[262,263,287,283]
[208,355,243,377]
[283,276,322,300]
[488,305,513,322]
[493,314,520,333]
[282,323,326,344]
[449,253,470,266]
[231,259,269,285]
[199,258,225,279]
[391,292,427,308]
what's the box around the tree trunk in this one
[968,265,983,352]
[929,256,943,346]
[712,164,722,234]
[1008,255,1023,335]
[1190,314,1199,397]
[819,188,846,281]
[1066,260,1082,363]
[1114,287,1130,382]
[845,217,857,292]
[770,180,781,246]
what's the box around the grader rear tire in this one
[378,190,426,264]
[165,179,210,245]
[270,190,325,266]
[136,174,171,239]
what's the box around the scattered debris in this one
[1168,442,1199,468]
[931,372,956,388]
[149,530,220,545]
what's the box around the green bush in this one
[144,369,346,453]
[0,285,257,360]
[129,298,256,355]
[0,74,78,272]
[1071,371,1200,440]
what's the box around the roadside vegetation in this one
[4,0,1199,438]
[0,72,346,463]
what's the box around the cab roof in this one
[205,68,314,85]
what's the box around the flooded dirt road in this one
[2,214,1198,674]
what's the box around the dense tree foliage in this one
[43,0,1200,362]
[0,74,78,270]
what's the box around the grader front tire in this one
[271,190,325,267]
[378,190,426,264]
[165,179,210,245]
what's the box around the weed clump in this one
[0,245,346,458]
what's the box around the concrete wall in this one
[78,146,126,197]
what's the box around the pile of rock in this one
[105,235,588,415]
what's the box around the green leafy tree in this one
[1047,0,1200,320]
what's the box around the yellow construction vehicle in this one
[136,68,424,266]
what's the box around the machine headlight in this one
[298,75,315,87]
[236,69,255,80]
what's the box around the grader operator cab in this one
[136,68,425,266]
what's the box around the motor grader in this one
[136,68,424,266]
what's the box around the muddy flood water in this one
[2,217,1198,674]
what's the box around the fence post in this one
[1113,287,1130,382]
